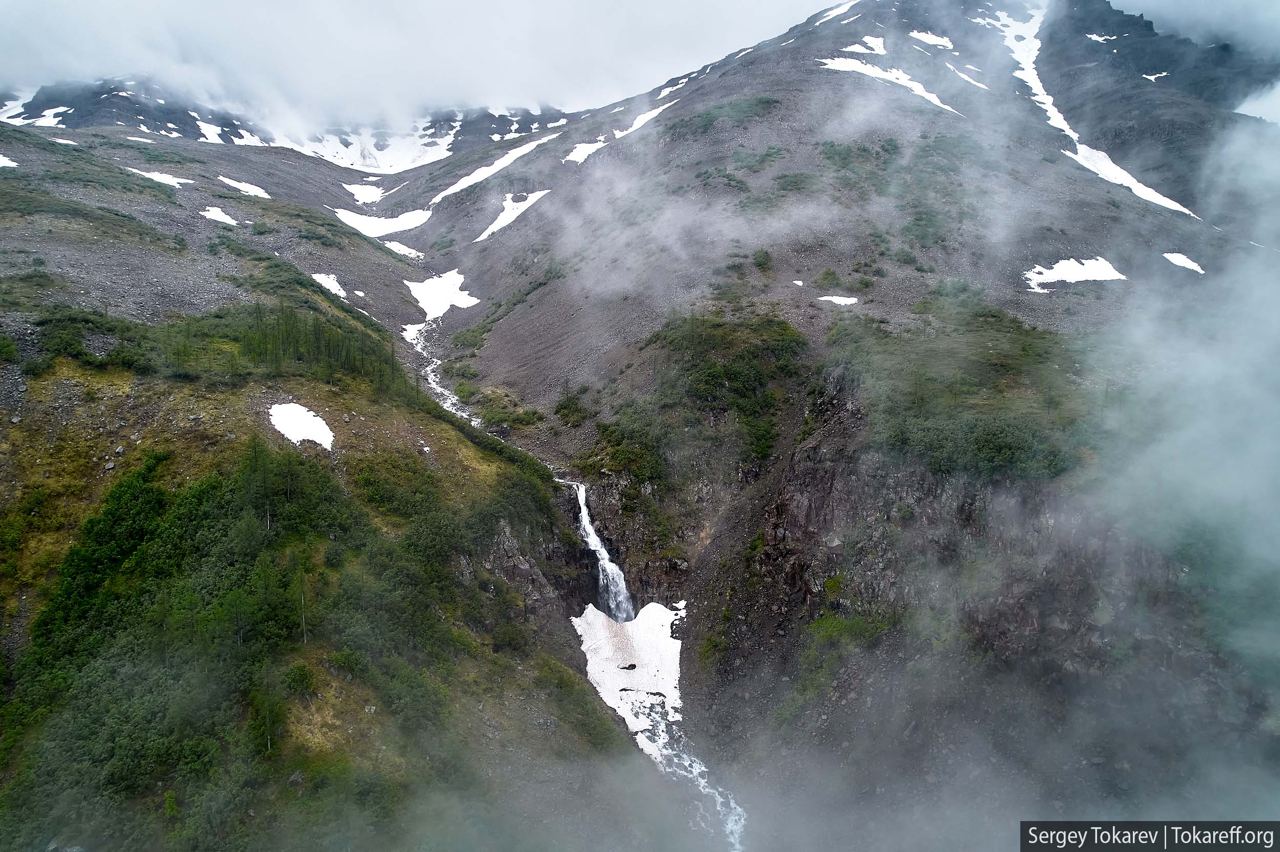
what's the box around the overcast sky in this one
[0,0,825,129]
[4,0,1279,131]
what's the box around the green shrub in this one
[827,282,1088,478]
[667,97,780,138]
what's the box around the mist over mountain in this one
[2,0,1279,850]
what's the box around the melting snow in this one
[430,132,561,205]
[334,207,431,238]
[274,119,461,175]
[910,30,954,49]
[52,138,77,145]
[1163,252,1205,273]
[845,36,887,55]
[819,57,962,115]
[1086,33,1118,42]
[1142,72,1169,82]
[976,7,1196,218]
[547,117,568,127]
[946,62,989,89]
[384,240,424,259]
[573,601,748,852]
[200,206,237,225]
[564,136,609,164]
[474,190,551,242]
[127,168,193,188]
[781,38,797,46]
[734,48,755,59]
[819,295,859,305]
[816,0,861,26]
[1023,257,1126,293]
[402,269,479,329]
[342,181,403,205]
[310,273,347,299]
[0,154,16,168]
[124,136,155,144]
[217,176,270,198]
[193,117,225,144]
[658,77,689,99]
[269,403,334,450]
[794,280,804,286]
[613,100,678,139]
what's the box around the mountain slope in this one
[3,0,1280,849]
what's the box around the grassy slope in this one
[0,149,626,845]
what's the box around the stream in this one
[408,328,746,850]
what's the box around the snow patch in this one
[52,138,78,145]
[613,100,678,139]
[310,273,347,299]
[124,136,155,144]
[474,190,551,242]
[1086,33,1117,42]
[1142,72,1169,82]
[1023,257,1126,293]
[127,168,193,188]
[947,62,989,89]
[334,207,431,238]
[200,206,237,225]
[976,7,1196,218]
[818,295,859,305]
[430,132,561,205]
[269,403,334,450]
[0,154,16,168]
[217,176,270,198]
[564,136,609,164]
[816,0,861,26]
[658,78,689,99]
[845,36,886,55]
[910,30,953,49]
[819,57,962,115]
[342,181,403,205]
[403,269,479,324]
[1163,252,1205,274]
[384,240,424,259]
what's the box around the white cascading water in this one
[561,479,635,620]
[563,479,747,852]
[411,323,745,848]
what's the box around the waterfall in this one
[415,347,745,849]
[562,479,747,852]
[561,479,635,621]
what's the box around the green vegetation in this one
[0,432,587,847]
[894,134,982,248]
[820,138,901,198]
[732,145,787,173]
[0,333,16,362]
[777,606,900,722]
[655,313,807,461]
[0,124,177,202]
[554,387,595,427]
[473,387,544,429]
[451,256,566,352]
[695,166,749,193]
[827,281,1089,478]
[752,249,773,273]
[816,268,844,289]
[667,96,780,138]
[0,268,63,310]
[0,183,186,249]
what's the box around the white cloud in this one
[0,0,823,129]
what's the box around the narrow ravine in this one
[408,315,746,850]
[563,480,747,852]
